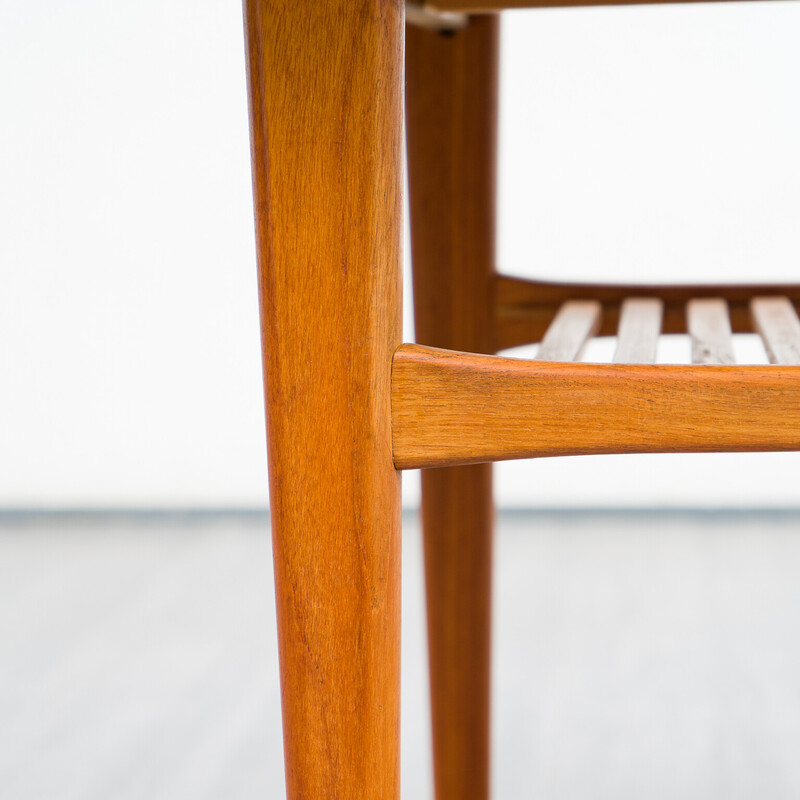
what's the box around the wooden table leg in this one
[406,16,500,800]
[243,2,403,797]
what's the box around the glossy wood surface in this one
[406,16,498,800]
[495,275,800,351]
[244,1,403,797]
[392,344,800,469]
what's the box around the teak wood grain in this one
[391,344,800,469]
[244,2,402,798]
[406,16,498,800]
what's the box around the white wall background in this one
[2,0,800,508]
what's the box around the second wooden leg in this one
[422,464,494,800]
[406,16,499,800]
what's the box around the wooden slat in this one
[750,297,800,365]
[613,298,663,364]
[391,344,800,470]
[687,298,735,365]
[536,300,601,362]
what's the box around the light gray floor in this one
[2,510,800,799]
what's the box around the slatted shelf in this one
[532,293,800,366]
[409,0,776,15]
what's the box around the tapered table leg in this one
[406,16,500,800]
[244,2,403,797]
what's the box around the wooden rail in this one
[392,344,800,469]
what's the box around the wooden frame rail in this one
[392,344,800,469]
